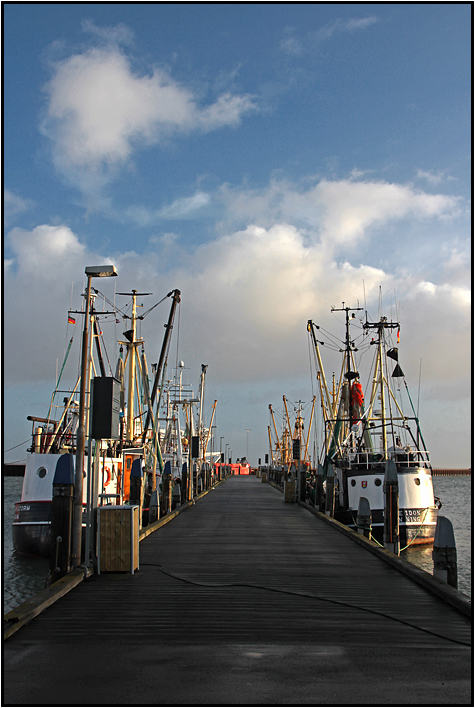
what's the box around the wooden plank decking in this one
[3,476,472,706]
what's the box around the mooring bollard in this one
[325,463,335,517]
[432,515,458,589]
[383,460,399,555]
[49,453,75,582]
[315,463,324,510]
[357,497,372,539]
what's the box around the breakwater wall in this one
[432,469,471,477]
[3,465,25,477]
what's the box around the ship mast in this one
[363,315,399,459]
[117,290,151,444]
[330,303,363,430]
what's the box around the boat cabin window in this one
[374,478,382,486]
[414,478,421,485]
[37,467,47,478]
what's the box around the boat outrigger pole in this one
[142,289,181,445]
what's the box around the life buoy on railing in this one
[103,466,111,488]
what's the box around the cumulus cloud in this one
[219,177,461,249]
[41,44,256,200]
[4,208,470,467]
[5,214,469,391]
[7,224,86,277]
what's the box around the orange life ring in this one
[103,466,111,488]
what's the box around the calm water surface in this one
[401,475,471,598]
[3,474,471,613]
[4,476,49,613]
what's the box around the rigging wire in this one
[4,439,31,453]
[139,293,170,320]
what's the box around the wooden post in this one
[160,460,172,515]
[49,453,75,583]
[432,515,458,589]
[149,489,159,523]
[325,462,335,517]
[315,463,324,510]
[383,460,399,555]
[357,497,372,539]
[129,458,144,528]
[181,462,188,503]
[299,461,306,502]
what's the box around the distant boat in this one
[306,303,440,547]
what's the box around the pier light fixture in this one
[85,265,118,278]
[72,265,118,569]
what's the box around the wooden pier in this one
[3,476,472,706]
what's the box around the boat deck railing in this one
[345,450,431,469]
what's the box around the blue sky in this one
[4,4,471,467]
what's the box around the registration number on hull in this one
[399,508,421,523]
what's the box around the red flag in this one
[397,329,400,343]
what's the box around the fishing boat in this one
[12,284,192,557]
[307,302,440,547]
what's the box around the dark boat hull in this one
[13,501,52,557]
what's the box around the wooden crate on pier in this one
[97,505,139,573]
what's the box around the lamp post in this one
[71,265,117,568]
[246,429,250,463]
[211,425,217,460]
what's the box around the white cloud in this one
[158,192,211,219]
[416,168,445,185]
[282,16,378,55]
[7,224,86,277]
[4,212,470,468]
[125,191,211,225]
[314,179,460,246]
[81,19,135,46]
[4,189,34,226]
[344,17,378,32]
[219,177,462,249]
[41,44,256,199]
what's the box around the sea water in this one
[401,475,471,598]
[4,476,49,613]
[3,474,472,613]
